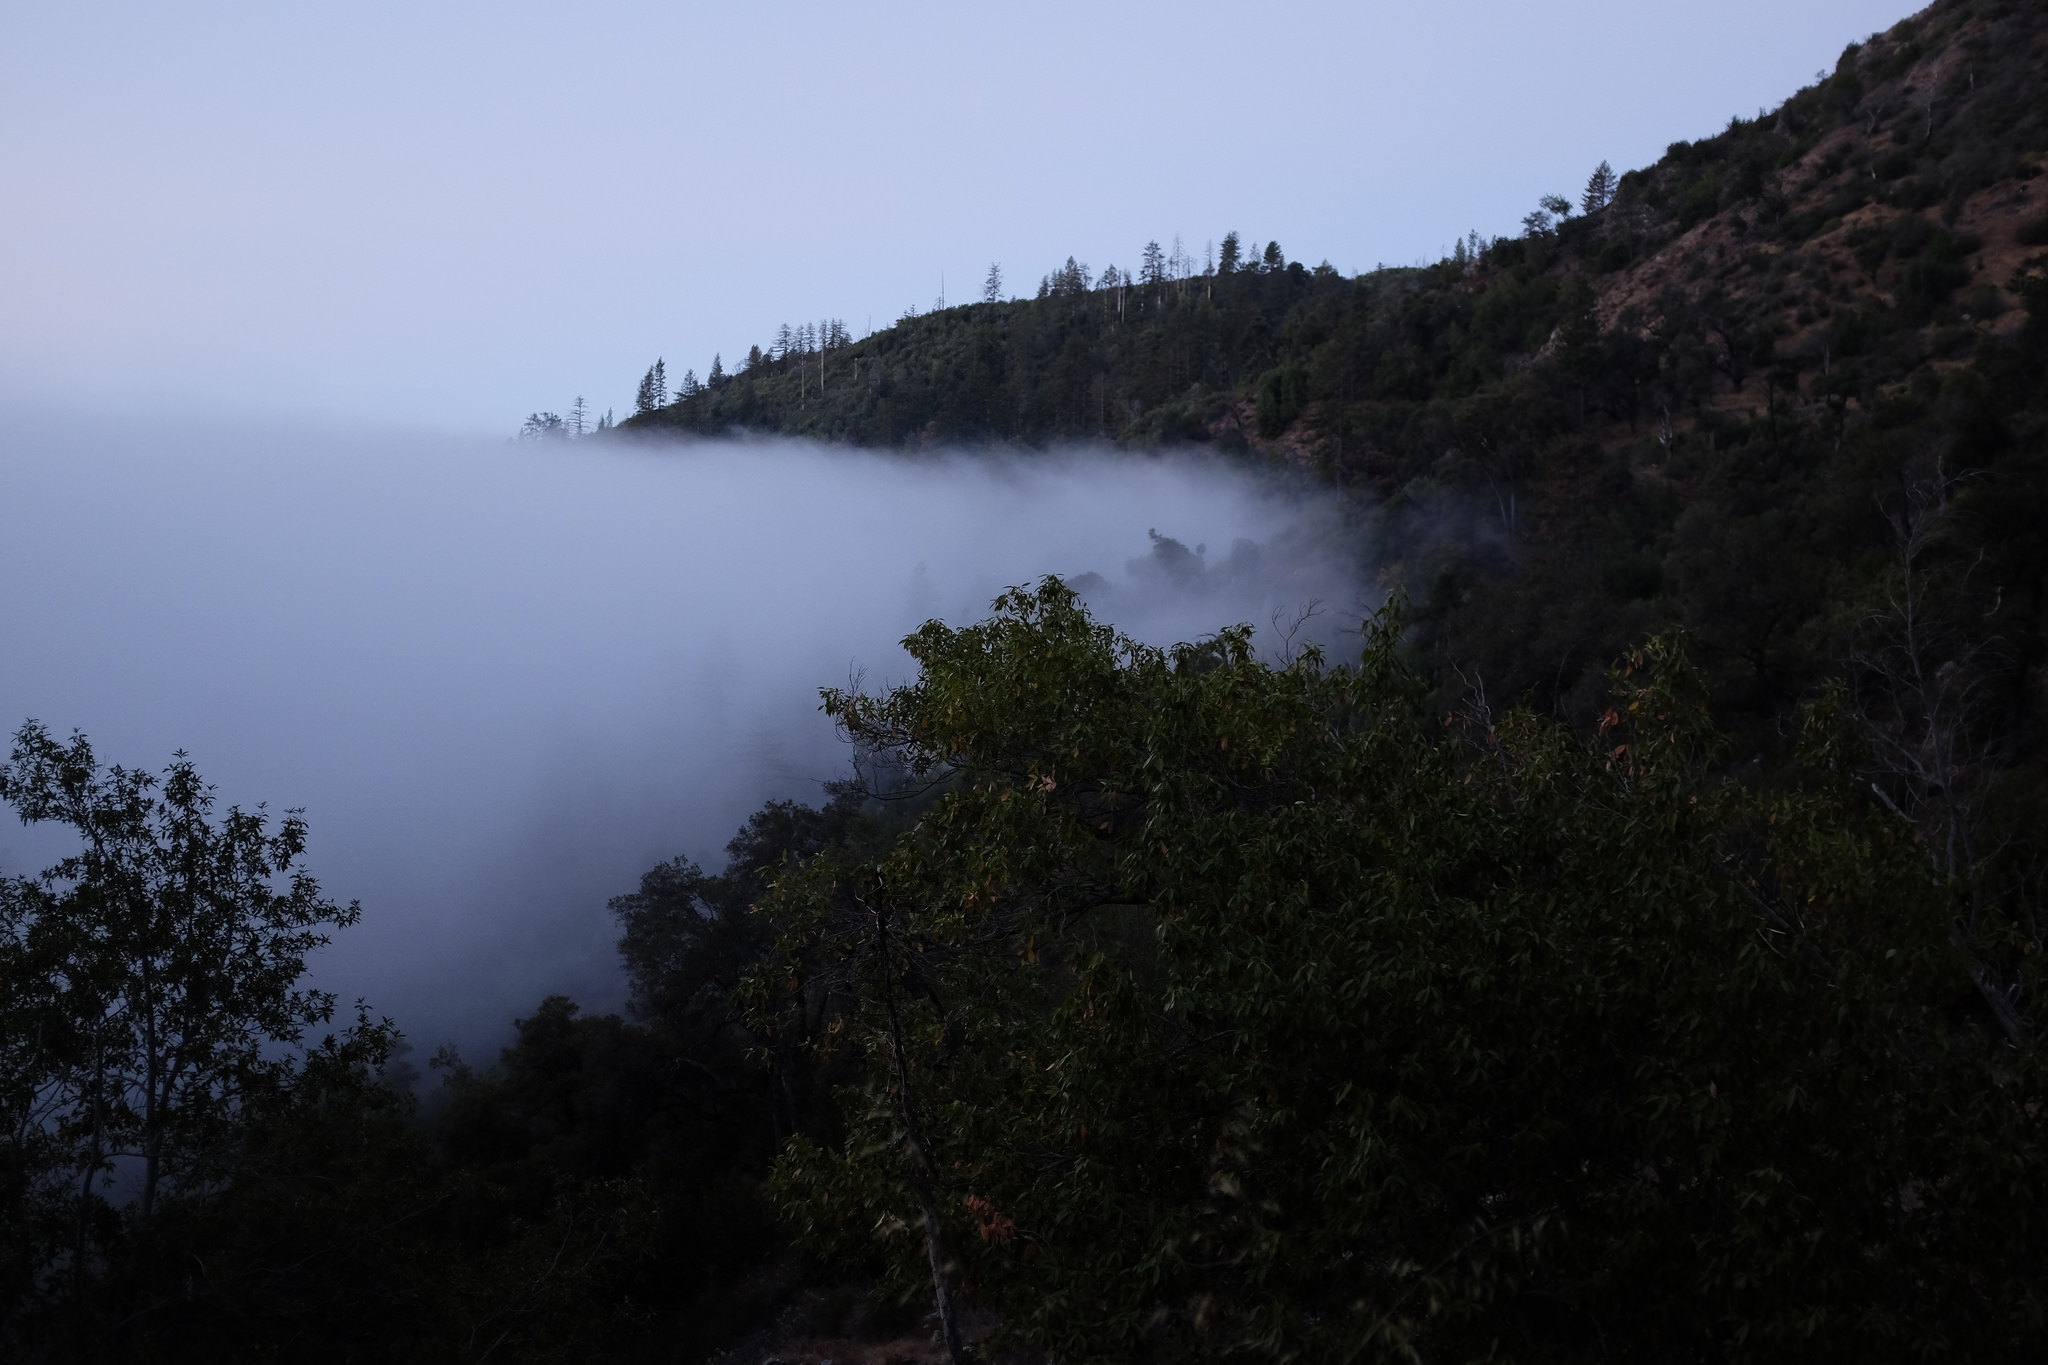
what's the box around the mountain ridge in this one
[613,0,2044,461]
[600,0,2048,764]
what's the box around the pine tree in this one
[1261,240,1284,271]
[1044,257,1089,297]
[634,359,668,414]
[982,262,1003,304]
[1140,240,1166,287]
[1217,231,1241,274]
[569,395,588,437]
[708,353,725,386]
[1582,160,1618,214]
[775,323,793,360]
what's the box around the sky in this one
[1,0,1920,434]
[0,421,1365,1053]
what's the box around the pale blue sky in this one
[2,0,1917,432]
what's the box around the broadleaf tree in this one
[753,580,2044,1363]
[0,723,372,1312]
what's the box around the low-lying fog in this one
[0,419,1369,1060]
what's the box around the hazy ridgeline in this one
[0,418,1364,1056]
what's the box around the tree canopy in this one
[755,581,2044,1362]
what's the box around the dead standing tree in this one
[1852,453,2031,1044]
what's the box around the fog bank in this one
[0,421,1367,1057]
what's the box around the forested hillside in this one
[7,1,2045,1360]
[620,0,2048,753]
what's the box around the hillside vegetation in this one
[622,0,2048,754]
[7,2,2045,1361]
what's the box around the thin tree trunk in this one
[877,919,970,1364]
[76,1046,106,1300]
[140,997,158,1225]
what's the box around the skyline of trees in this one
[526,183,1633,439]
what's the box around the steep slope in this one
[616,0,2047,770]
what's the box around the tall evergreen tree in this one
[982,262,1003,304]
[1582,159,1619,213]
[1217,230,1241,274]
[634,360,668,415]
[1140,240,1166,287]
[1044,257,1089,297]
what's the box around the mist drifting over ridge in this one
[0,419,1369,1057]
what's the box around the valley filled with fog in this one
[0,420,1366,1055]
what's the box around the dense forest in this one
[8,0,2047,1359]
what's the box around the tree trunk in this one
[140,1005,159,1225]
[878,923,970,1364]
[75,1050,106,1299]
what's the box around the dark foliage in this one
[759,583,2046,1362]
[1,730,875,1363]
[11,1,2047,1357]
